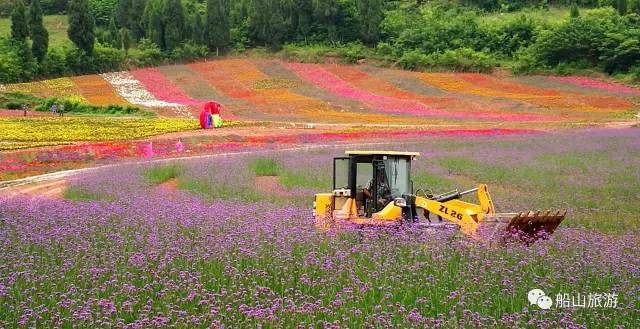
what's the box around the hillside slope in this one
[2,58,639,124]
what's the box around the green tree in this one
[617,0,628,15]
[0,37,36,82]
[120,27,132,53]
[107,17,121,48]
[142,0,165,48]
[89,0,119,26]
[130,0,147,39]
[206,0,230,52]
[248,0,287,49]
[29,0,49,62]
[117,0,147,40]
[68,0,96,54]
[163,0,185,50]
[570,4,580,18]
[356,0,383,45]
[117,0,132,28]
[312,0,339,43]
[291,0,313,42]
[11,0,29,42]
[193,12,205,45]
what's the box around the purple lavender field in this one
[1,128,639,328]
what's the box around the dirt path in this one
[254,176,289,198]
[0,140,411,197]
[0,178,66,198]
[0,109,55,117]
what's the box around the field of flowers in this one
[2,59,638,123]
[1,128,638,327]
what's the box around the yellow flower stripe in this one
[0,117,198,144]
[5,77,88,103]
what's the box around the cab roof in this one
[345,150,420,157]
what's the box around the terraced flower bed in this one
[2,59,637,122]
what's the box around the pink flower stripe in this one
[325,65,563,121]
[294,128,540,143]
[130,68,208,107]
[550,76,640,96]
[287,63,557,122]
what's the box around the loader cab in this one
[332,151,419,217]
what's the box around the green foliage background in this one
[1,0,639,83]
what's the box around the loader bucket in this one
[477,210,566,244]
[507,210,567,238]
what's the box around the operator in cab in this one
[364,169,392,210]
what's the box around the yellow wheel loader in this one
[313,151,566,242]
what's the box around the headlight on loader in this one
[393,198,407,208]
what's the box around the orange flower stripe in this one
[71,75,129,106]
[191,59,333,118]
[418,73,632,113]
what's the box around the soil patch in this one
[254,176,289,198]
[0,179,66,199]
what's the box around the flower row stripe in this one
[324,65,561,121]
[5,77,88,103]
[549,76,640,96]
[158,65,237,104]
[101,71,193,118]
[130,68,207,107]
[287,63,556,122]
[190,60,338,120]
[71,75,129,106]
[418,73,632,113]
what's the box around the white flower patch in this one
[0,84,6,92]
[101,71,193,118]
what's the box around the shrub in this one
[398,50,433,70]
[399,48,494,73]
[143,164,183,185]
[511,46,539,74]
[39,47,68,77]
[531,8,640,74]
[434,48,495,72]
[36,96,147,116]
[131,38,164,66]
[170,42,209,62]
[0,38,36,83]
[91,43,126,72]
[0,92,45,110]
[337,42,370,63]
[630,65,640,80]
[6,102,23,110]
[487,14,539,56]
[279,44,337,63]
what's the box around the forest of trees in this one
[1,0,639,83]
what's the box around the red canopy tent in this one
[199,102,222,129]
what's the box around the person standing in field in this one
[51,104,58,115]
[21,104,28,117]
